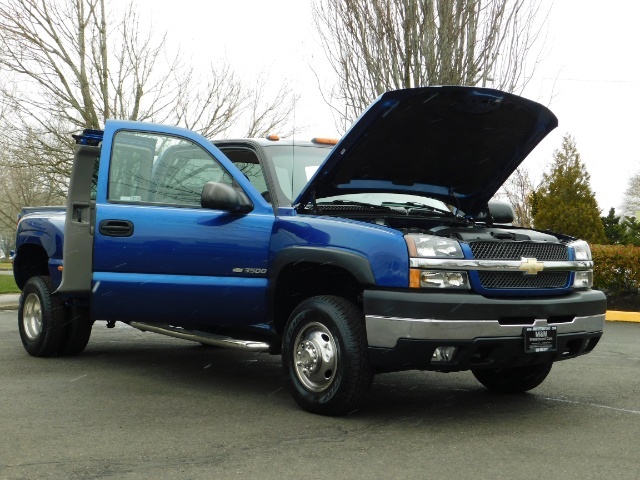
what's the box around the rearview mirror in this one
[475,201,515,225]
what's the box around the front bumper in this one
[364,289,606,372]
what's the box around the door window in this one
[108,132,232,207]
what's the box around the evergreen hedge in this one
[591,244,640,293]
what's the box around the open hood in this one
[295,86,557,216]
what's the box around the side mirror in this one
[201,182,253,214]
[475,201,515,225]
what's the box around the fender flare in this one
[268,246,376,323]
[270,246,376,285]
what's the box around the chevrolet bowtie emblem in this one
[519,257,544,275]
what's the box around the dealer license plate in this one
[524,326,557,353]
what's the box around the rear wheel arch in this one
[13,244,50,290]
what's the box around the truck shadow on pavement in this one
[67,325,551,421]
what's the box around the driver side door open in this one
[91,128,273,327]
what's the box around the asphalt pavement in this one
[1,311,639,480]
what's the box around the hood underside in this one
[295,86,557,216]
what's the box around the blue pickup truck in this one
[13,86,606,415]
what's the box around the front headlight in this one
[569,240,592,261]
[411,270,470,289]
[405,234,469,289]
[405,234,464,258]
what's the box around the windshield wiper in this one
[316,200,395,210]
[381,201,453,215]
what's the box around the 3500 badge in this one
[232,267,268,274]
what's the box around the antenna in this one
[291,95,296,201]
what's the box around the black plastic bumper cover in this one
[363,289,607,321]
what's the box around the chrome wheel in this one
[293,321,338,393]
[284,296,373,415]
[18,276,67,357]
[22,293,43,341]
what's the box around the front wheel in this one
[18,276,67,357]
[282,296,373,415]
[472,362,553,393]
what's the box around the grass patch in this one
[0,262,12,270]
[0,274,20,294]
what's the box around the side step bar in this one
[130,322,271,352]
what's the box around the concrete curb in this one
[0,294,20,311]
[605,310,640,323]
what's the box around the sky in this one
[133,0,640,214]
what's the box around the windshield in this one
[263,144,453,213]
[263,145,331,201]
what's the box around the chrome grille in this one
[479,271,569,289]
[469,241,568,260]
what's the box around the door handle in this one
[99,220,134,237]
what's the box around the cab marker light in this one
[311,137,338,145]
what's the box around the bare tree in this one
[313,0,547,129]
[243,79,301,139]
[0,145,66,255]
[173,66,298,139]
[0,1,171,129]
[0,0,297,193]
[620,171,640,217]
[494,167,535,227]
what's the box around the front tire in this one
[472,362,553,393]
[282,295,373,415]
[18,276,67,357]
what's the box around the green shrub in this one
[591,244,640,293]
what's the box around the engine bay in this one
[309,205,563,244]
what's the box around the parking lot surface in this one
[1,311,639,480]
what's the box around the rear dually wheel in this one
[18,276,67,357]
[472,362,553,393]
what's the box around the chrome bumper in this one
[366,314,606,348]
